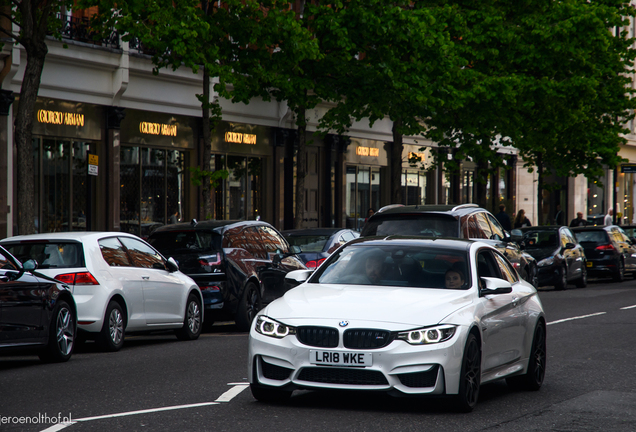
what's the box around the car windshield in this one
[574,231,607,243]
[148,230,219,252]
[285,235,330,252]
[522,230,558,249]
[310,244,470,289]
[2,242,85,269]
[361,214,458,238]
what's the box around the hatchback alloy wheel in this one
[56,305,75,357]
[109,307,124,345]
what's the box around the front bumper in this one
[537,264,559,286]
[248,322,467,396]
[585,258,618,277]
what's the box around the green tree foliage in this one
[0,0,74,234]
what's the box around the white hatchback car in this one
[0,232,203,351]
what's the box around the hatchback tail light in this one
[200,285,221,292]
[55,272,99,285]
[595,244,615,251]
[305,258,326,269]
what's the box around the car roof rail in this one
[377,204,404,213]
[451,204,479,212]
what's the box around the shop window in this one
[346,166,381,231]
[120,146,185,238]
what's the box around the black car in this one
[361,204,538,287]
[282,228,359,268]
[571,225,636,282]
[147,220,306,331]
[0,245,77,362]
[513,226,587,290]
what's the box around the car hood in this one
[264,283,473,327]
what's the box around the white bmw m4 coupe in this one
[248,237,546,412]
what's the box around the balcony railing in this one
[57,14,120,50]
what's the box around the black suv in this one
[360,204,538,287]
[147,220,306,331]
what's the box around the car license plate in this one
[309,350,372,366]
[586,262,593,268]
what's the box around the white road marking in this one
[621,304,636,310]
[39,383,250,432]
[547,312,606,326]
[215,383,250,402]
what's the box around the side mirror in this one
[479,277,513,297]
[23,259,38,271]
[285,269,313,289]
[272,254,282,267]
[166,257,179,272]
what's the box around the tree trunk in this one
[201,65,213,220]
[294,104,307,229]
[15,34,48,235]
[391,120,404,205]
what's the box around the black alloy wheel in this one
[39,300,75,363]
[175,294,202,341]
[612,259,625,282]
[506,321,546,391]
[236,282,261,332]
[454,333,481,412]
[554,265,568,291]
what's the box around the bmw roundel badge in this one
[339,321,349,327]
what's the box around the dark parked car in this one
[361,204,538,287]
[0,245,77,362]
[282,228,359,268]
[571,225,636,282]
[147,220,306,331]
[513,226,587,290]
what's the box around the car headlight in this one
[538,256,556,267]
[255,316,296,339]
[396,325,456,345]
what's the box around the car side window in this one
[466,215,485,239]
[477,250,502,281]
[493,253,519,283]
[119,237,165,269]
[486,214,505,240]
[257,226,289,254]
[223,227,242,249]
[243,227,267,259]
[99,237,132,267]
[476,213,494,239]
[342,231,356,242]
[0,251,17,270]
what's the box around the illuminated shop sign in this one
[37,110,85,127]
[408,152,426,162]
[225,131,257,145]
[139,122,178,136]
[356,146,379,157]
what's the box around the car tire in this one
[506,321,546,391]
[453,332,481,412]
[250,383,292,403]
[235,282,261,332]
[98,300,125,352]
[554,266,567,291]
[612,259,625,282]
[175,294,202,341]
[575,265,587,288]
[38,300,75,363]
[526,265,538,288]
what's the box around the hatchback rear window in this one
[573,231,607,243]
[3,242,85,269]
[148,230,220,252]
[361,214,459,238]
[285,235,330,252]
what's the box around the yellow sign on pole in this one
[88,154,98,165]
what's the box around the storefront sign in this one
[408,152,426,163]
[356,146,380,157]
[139,122,178,137]
[88,154,98,176]
[37,110,85,127]
[225,131,257,145]
[622,164,636,173]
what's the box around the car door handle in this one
[141,276,149,280]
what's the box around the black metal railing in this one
[57,14,120,49]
